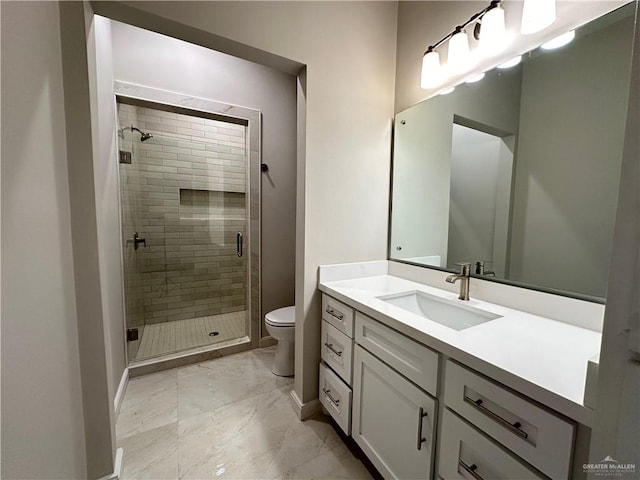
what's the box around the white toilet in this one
[264,306,296,376]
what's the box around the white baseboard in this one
[114,368,129,417]
[289,390,321,420]
[99,447,124,480]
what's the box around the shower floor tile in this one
[116,348,374,480]
[135,311,246,361]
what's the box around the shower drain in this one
[208,331,220,337]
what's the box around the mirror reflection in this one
[390,3,635,300]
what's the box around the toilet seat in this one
[265,306,295,327]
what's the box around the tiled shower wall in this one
[118,102,248,327]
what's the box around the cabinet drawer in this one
[321,320,353,384]
[322,294,355,337]
[355,312,439,396]
[444,361,575,480]
[353,345,437,480]
[319,362,352,435]
[439,409,545,480]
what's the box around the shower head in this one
[130,126,154,142]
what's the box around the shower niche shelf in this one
[179,188,246,221]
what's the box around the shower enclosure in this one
[116,89,260,364]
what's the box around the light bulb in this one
[521,0,556,34]
[420,50,444,89]
[541,30,575,50]
[448,29,471,74]
[498,56,522,69]
[439,86,455,95]
[479,5,506,54]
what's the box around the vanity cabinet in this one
[319,295,355,435]
[443,360,575,480]
[352,345,437,480]
[318,293,578,480]
[319,362,352,434]
[321,320,353,384]
[355,312,439,396]
[322,294,354,336]
[438,409,545,480]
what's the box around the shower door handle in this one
[236,232,243,257]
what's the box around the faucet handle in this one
[475,260,495,276]
[455,262,472,276]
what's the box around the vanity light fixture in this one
[448,27,472,73]
[478,2,507,53]
[497,55,522,69]
[421,47,444,89]
[420,1,507,90]
[541,30,575,50]
[439,86,456,95]
[521,0,556,34]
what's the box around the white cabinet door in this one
[353,345,436,480]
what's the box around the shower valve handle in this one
[133,232,147,250]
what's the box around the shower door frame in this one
[115,81,263,370]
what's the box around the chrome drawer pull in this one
[463,395,528,440]
[459,460,484,480]
[416,407,428,450]
[325,308,344,321]
[322,388,340,407]
[324,342,343,357]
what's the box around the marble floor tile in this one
[117,348,373,480]
[117,369,178,439]
[277,447,373,480]
[120,423,179,480]
[176,348,291,420]
[177,393,344,479]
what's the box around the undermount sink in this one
[377,290,501,331]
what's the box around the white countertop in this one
[319,273,601,426]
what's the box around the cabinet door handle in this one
[324,342,343,357]
[416,407,428,450]
[459,460,485,480]
[322,388,340,407]
[463,395,528,440]
[325,308,344,321]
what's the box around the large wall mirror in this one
[390,2,636,302]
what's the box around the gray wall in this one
[60,2,116,476]
[509,13,634,297]
[85,13,126,417]
[1,2,88,477]
[96,1,399,408]
[590,0,640,466]
[110,21,297,338]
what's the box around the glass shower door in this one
[117,101,250,363]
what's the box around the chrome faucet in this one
[446,262,471,301]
